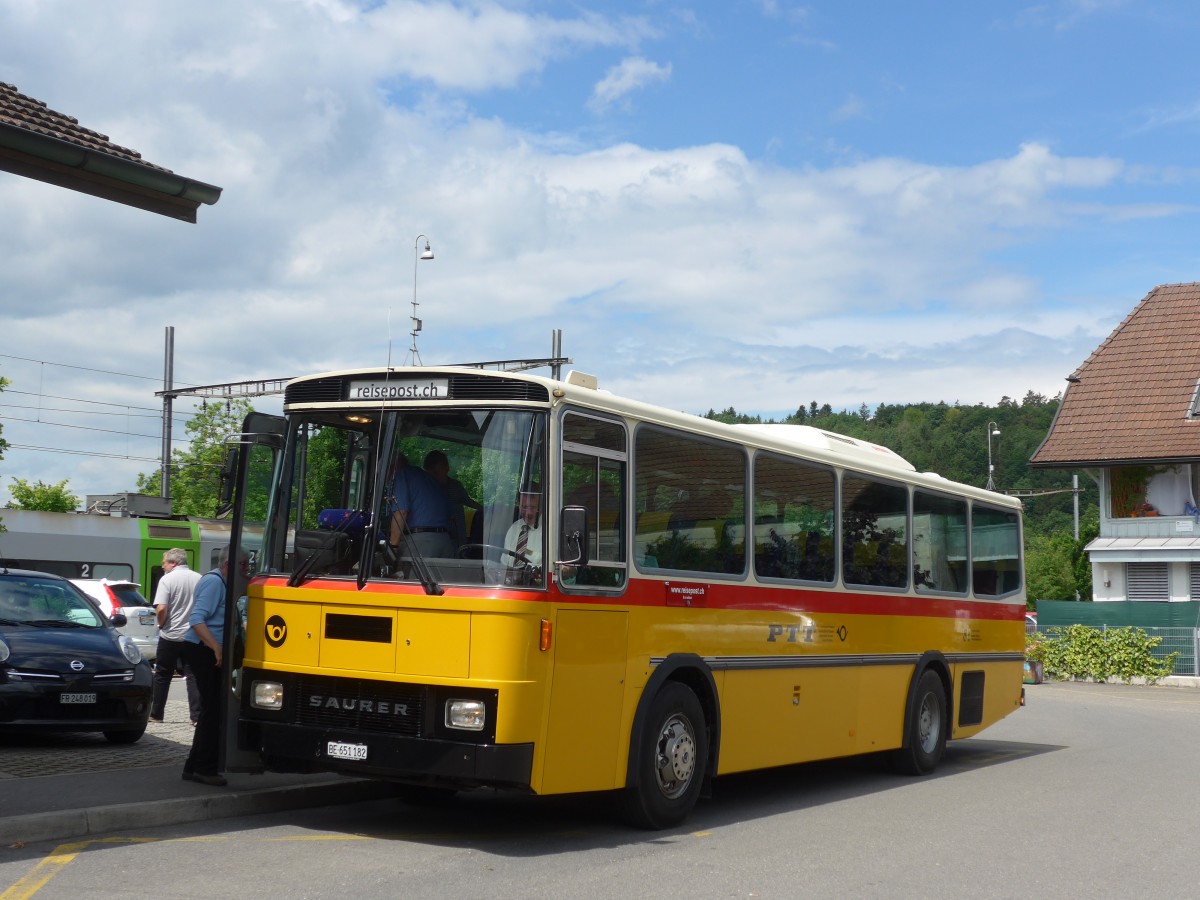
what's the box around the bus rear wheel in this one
[620,682,708,830]
[890,669,947,775]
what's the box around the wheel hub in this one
[657,718,696,788]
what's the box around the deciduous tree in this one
[137,398,253,517]
[7,477,79,512]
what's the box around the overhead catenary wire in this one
[3,443,163,463]
[0,352,204,387]
[0,352,259,470]
[0,413,190,443]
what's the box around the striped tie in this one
[516,523,529,557]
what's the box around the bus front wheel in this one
[621,682,708,830]
[890,669,947,775]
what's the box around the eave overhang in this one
[0,121,222,223]
[1085,536,1200,563]
[1031,455,1200,470]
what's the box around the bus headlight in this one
[252,680,285,710]
[445,699,486,731]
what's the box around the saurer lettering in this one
[308,695,409,716]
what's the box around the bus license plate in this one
[60,693,97,704]
[326,741,368,761]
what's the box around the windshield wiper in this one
[0,616,23,626]
[25,619,89,628]
[398,527,444,597]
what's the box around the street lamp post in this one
[986,421,1000,490]
[408,235,434,365]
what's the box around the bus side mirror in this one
[558,505,590,568]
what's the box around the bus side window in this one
[753,454,835,584]
[842,474,908,589]
[634,425,745,576]
[561,411,628,589]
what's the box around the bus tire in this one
[890,669,947,775]
[620,682,708,830]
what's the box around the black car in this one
[0,567,153,743]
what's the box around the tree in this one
[1025,531,1078,602]
[7,477,80,512]
[138,398,253,517]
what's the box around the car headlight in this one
[0,636,9,664]
[117,634,142,665]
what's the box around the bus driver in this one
[503,488,542,579]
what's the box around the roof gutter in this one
[1031,455,1198,470]
[0,121,222,222]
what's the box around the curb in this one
[1161,675,1200,689]
[0,778,402,846]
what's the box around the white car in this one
[70,579,158,662]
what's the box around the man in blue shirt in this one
[423,449,481,551]
[387,452,454,558]
[180,546,243,786]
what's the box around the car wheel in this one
[104,724,147,744]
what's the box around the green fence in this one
[1034,601,1200,676]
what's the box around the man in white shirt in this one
[503,489,543,584]
[150,548,201,724]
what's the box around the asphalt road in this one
[3,681,1199,899]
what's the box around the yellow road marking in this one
[2,839,161,899]
[3,830,596,896]
[2,842,86,900]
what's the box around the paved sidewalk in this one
[0,690,397,845]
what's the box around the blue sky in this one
[1,0,1199,506]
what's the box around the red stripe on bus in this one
[257,574,1025,620]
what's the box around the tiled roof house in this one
[1031,282,1200,601]
[0,82,221,222]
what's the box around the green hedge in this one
[1027,625,1177,684]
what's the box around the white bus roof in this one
[732,424,916,473]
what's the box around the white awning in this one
[1085,536,1200,562]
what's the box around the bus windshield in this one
[260,408,546,589]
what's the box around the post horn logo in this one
[265,615,288,648]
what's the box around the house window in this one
[1190,563,1200,600]
[1126,562,1168,601]
[1109,467,1152,518]
[1110,465,1196,518]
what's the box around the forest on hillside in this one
[704,391,1098,604]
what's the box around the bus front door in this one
[221,411,285,774]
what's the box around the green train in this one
[0,508,231,598]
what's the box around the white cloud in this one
[589,57,672,112]
[832,93,866,122]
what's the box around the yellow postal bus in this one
[221,366,1025,828]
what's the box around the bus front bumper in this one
[248,721,535,790]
